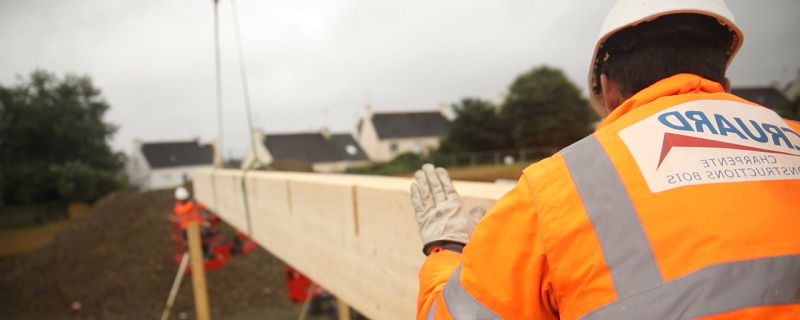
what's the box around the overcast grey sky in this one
[2,0,799,158]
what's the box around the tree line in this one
[439,65,800,154]
[0,70,126,205]
[439,65,598,153]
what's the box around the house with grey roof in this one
[785,70,800,100]
[126,138,221,190]
[241,129,370,173]
[357,105,449,162]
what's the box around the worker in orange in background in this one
[173,187,212,259]
[173,187,204,234]
[410,1,800,319]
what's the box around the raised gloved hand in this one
[410,164,486,255]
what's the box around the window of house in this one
[414,142,423,153]
[345,144,358,156]
[169,155,177,163]
[390,143,398,153]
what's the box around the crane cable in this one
[210,0,223,214]
[230,0,260,237]
[208,0,260,237]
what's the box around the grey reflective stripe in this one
[578,254,800,320]
[425,301,437,320]
[562,135,662,297]
[442,264,503,320]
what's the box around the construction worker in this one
[173,187,204,234]
[410,1,800,319]
[173,187,213,259]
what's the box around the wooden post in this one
[337,299,352,320]
[187,221,211,320]
[470,154,476,167]
[160,252,190,320]
[297,284,317,320]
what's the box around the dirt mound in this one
[0,190,304,320]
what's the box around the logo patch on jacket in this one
[619,100,800,193]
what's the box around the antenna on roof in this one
[323,107,329,129]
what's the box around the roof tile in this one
[264,133,369,163]
[371,112,448,139]
[141,142,214,169]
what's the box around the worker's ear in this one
[723,77,731,93]
[600,74,623,112]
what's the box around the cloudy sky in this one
[2,0,799,158]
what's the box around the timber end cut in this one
[193,169,513,320]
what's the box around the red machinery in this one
[285,266,325,303]
[169,210,257,273]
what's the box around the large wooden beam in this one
[193,169,513,320]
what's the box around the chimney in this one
[364,104,373,119]
[253,129,264,144]
[493,92,506,113]
[495,92,507,108]
[320,127,331,140]
[194,135,201,145]
[211,140,223,168]
[438,102,448,117]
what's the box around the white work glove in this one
[410,164,486,255]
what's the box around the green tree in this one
[0,70,126,205]
[778,95,800,122]
[501,65,596,148]
[440,98,510,153]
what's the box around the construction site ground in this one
[0,190,320,320]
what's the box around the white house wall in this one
[372,136,441,162]
[358,117,381,161]
[148,165,216,190]
[358,114,443,162]
[126,144,151,189]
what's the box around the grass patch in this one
[397,163,535,182]
[0,220,72,258]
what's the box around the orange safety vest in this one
[174,200,203,229]
[418,74,800,320]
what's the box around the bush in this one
[0,70,126,205]
[347,152,426,176]
[51,161,127,203]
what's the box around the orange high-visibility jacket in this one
[418,74,800,320]
[174,200,203,229]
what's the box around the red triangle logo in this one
[657,133,799,169]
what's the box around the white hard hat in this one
[588,0,743,115]
[174,187,189,200]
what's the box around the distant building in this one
[127,139,221,190]
[785,70,800,100]
[731,87,788,111]
[357,104,449,162]
[241,129,370,173]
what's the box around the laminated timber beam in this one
[192,169,514,320]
